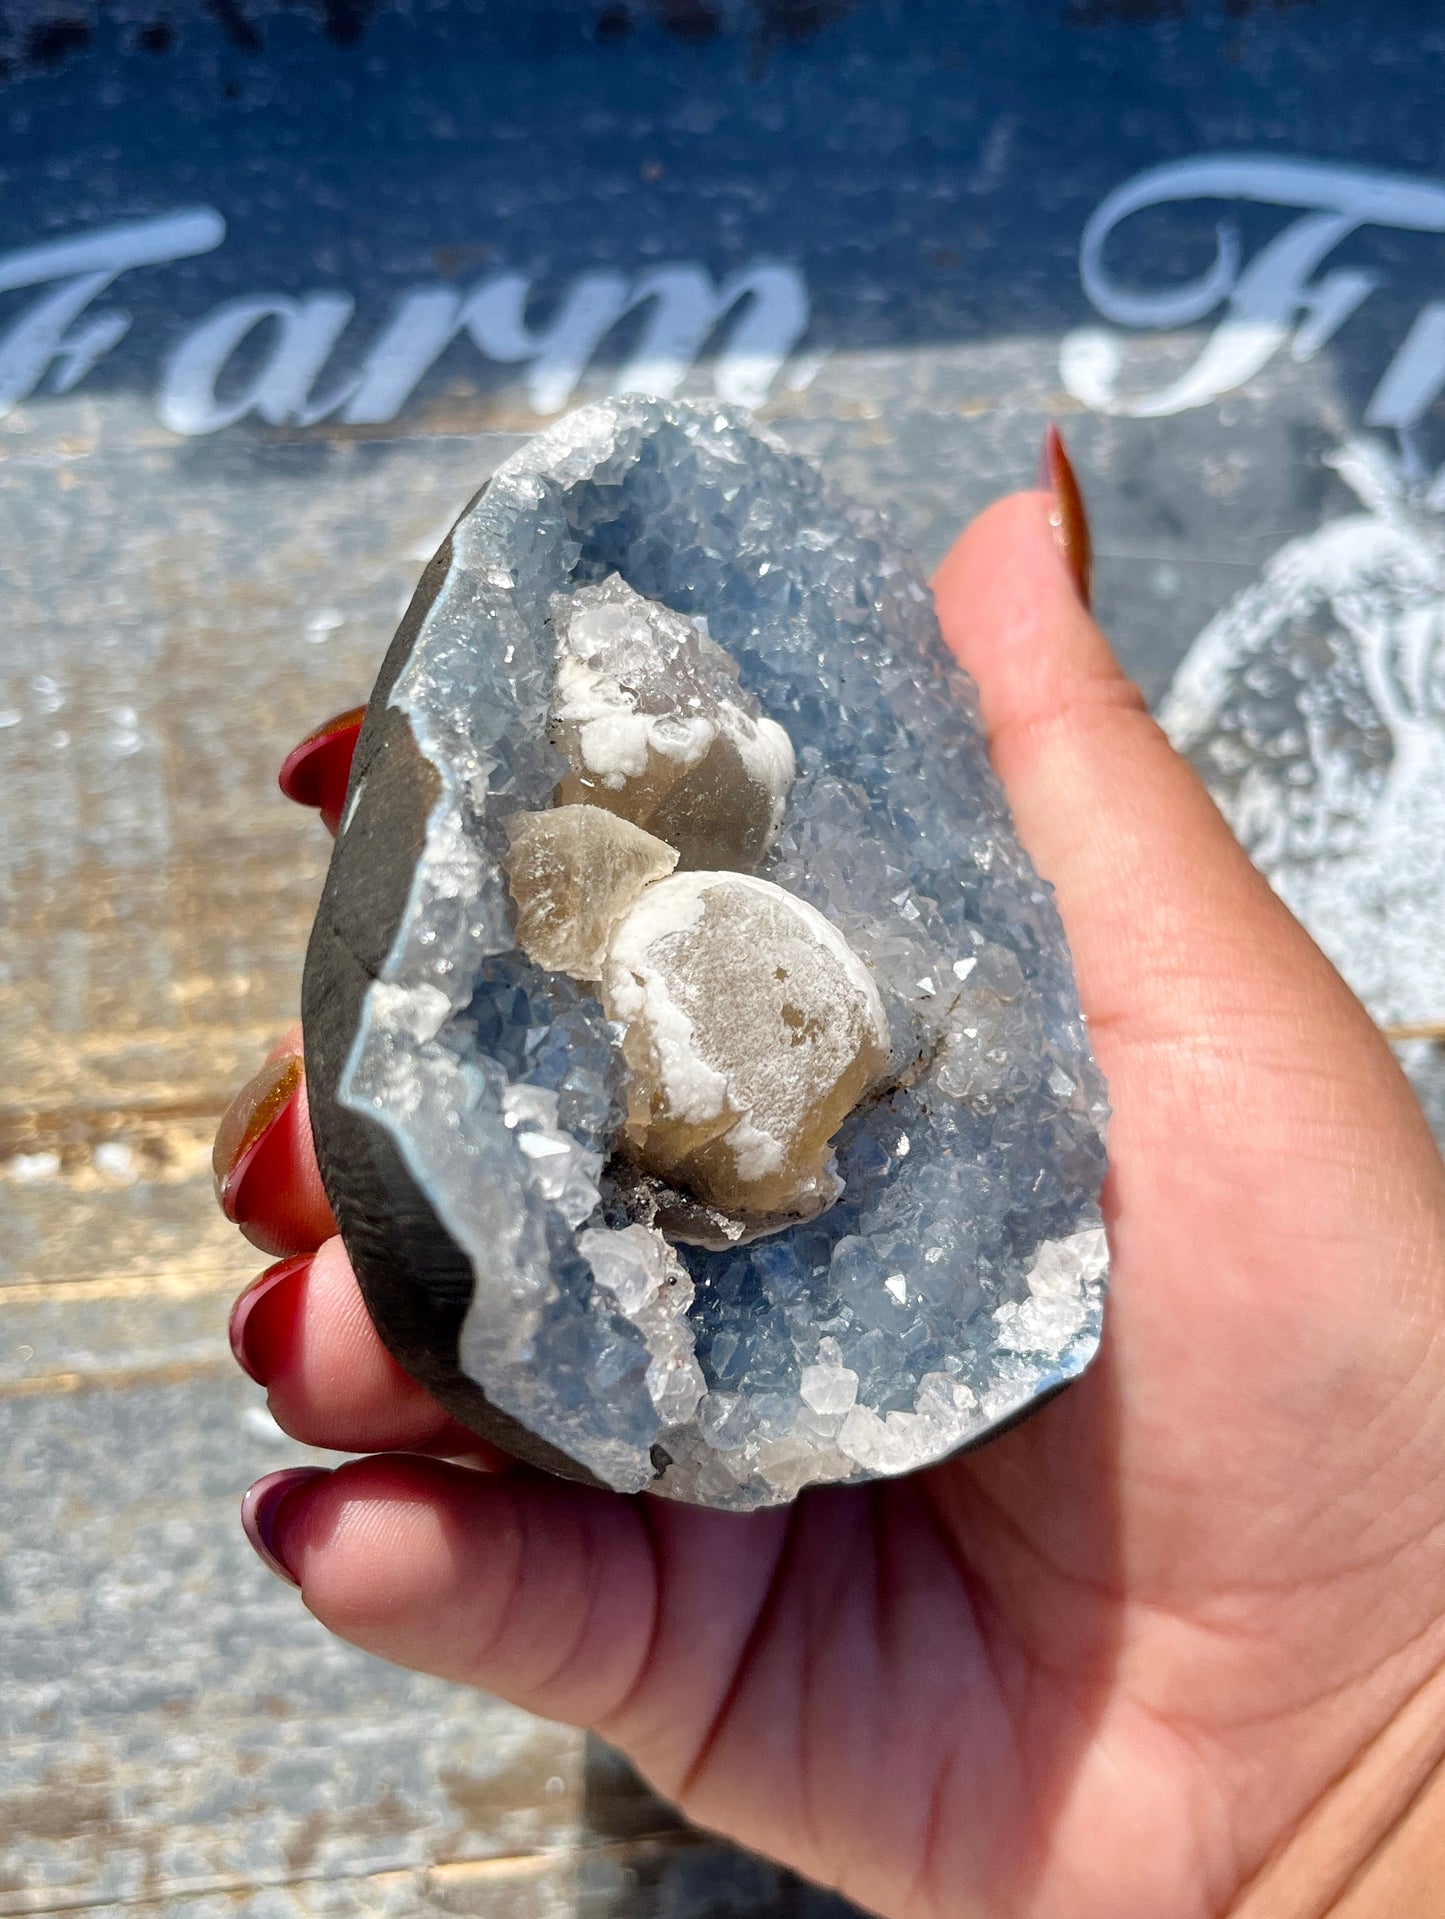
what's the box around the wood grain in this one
[0,393,870,1915]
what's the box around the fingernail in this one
[242,1467,328,1588]
[278,706,365,836]
[213,1050,303,1225]
[1038,422,1092,611]
[230,1253,312,1385]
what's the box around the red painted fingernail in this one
[278,706,365,836]
[230,1253,312,1385]
[1038,422,1092,611]
[242,1467,329,1588]
[213,1050,303,1225]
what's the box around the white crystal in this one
[551,575,796,871]
[579,1222,706,1426]
[799,1337,860,1414]
[993,1227,1109,1358]
[837,1405,921,1474]
[916,1372,978,1423]
[498,1083,603,1226]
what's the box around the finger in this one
[213,1025,336,1258]
[932,486,1420,1121]
[278,706,365,836]
[245,1453,791,1792]
[932,479,1445,1361]
[251,1455,660,1723]
[231,1236,508,1463]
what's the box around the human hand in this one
[216,455,1445,1919]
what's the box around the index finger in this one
[214,1025,337,1258]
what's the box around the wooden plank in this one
[0,1329,848,1918]
[0,1369,588,1913]
[8,12,1441,1912]
[0,391,879,1914]
[0,1832,854,1919]
[0,1117,250,1293]
[0,1281,242,1394]
[0,404,509,1133]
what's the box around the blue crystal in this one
[338,398,1109,1509]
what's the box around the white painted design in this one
[0,214,810,430]
[1062,156,1445,425]
[158,292,356,434]
[0,209,225,414]
[1162,440,1445,1134]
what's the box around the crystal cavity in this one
[336,397,1110,1510]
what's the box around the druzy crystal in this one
[333,397,1109,1508]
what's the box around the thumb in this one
[934,480,1389,1094]
[933,475,1443,1277]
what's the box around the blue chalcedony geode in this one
[304,396,1109,1510]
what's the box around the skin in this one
[225,490,1445,1919]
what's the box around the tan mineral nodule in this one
[507,582,885,1235]
[550,576,796,872]
[502,804,679,981]
[600,872,891,1230]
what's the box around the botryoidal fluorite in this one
[302,397,1109,1510]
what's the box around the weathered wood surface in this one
[0,394,885,1918]
[4,1,1445,1911]
[0,1356,851,1916]
[0,410,862,1912]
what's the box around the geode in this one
[302,397,1109,1510]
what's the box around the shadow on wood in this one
[580,1737,868,1917]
